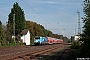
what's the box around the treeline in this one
[0,2,68,47]
[0,20,68,46]
[26,20,68,44]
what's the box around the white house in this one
[74,35,80,41]
[21,29,30,45]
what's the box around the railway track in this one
[0,44,70,60]
[55,49,71,60]
[15,45,63,60]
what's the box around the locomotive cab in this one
[34,36,48,45]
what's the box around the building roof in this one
[21,29,29,35]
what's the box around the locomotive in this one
[34,36,63,45]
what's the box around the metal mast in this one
[77,10,81,35]
[13,14,16,44]
[74,29,76,35]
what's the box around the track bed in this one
[0,44,70,60]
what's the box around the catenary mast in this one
[77,10,81,35]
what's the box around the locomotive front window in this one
[35,37,40,39]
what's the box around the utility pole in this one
[77,10,81,35]
[74,29,76,35]
[13,14,16,44]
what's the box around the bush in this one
[70,41,80,49]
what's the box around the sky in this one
[0,0,84,38]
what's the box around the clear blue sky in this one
[0,0,84,38]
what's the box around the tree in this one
[0,21,6,46]
[80,0,90,57]
[6,22,13,41]
[8,2,26,35]
[40,25,48,36]
[33,22,43,36]
[63,37,68,43]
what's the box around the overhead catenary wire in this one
[0,9,8,14]
[21,0,50,24]
[0,9,8,25]
[21,0,61,33]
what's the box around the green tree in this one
[80,0,90,57]
[0,21,6,46]
[6,22,13,41]
[8,2,26,35]
[40,25,48,36]
[33,22,44,36]
[63,37,68,43]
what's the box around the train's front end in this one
[34,36,41,45]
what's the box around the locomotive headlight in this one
[36,40,38,42]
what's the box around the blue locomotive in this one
[34,36,48,45]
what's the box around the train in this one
[34,36,63,45]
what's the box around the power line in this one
[0,9,8,14]
[21,0,50,24]
[21,0,62,33]
[0,9,8,25]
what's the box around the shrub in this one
[70,41,80,49]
